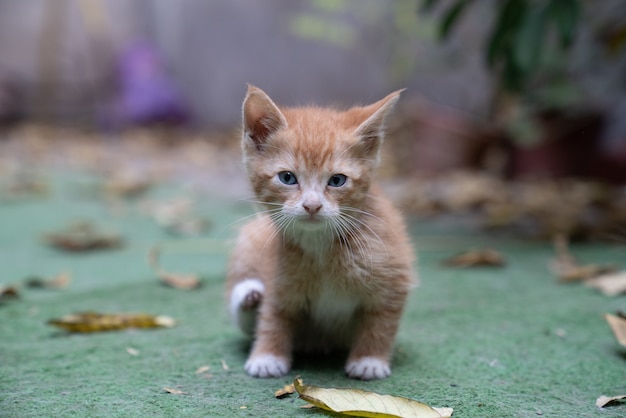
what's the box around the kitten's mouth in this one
[297,214,325,226]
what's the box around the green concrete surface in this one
[1,172,625,417]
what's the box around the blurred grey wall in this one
[0,0,624,152]
[0,0,494,127]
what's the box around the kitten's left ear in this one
[242,85,288,152]
[353,89,404,159]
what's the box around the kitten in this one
[226,85,415,380]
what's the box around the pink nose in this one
[303,202,322,214]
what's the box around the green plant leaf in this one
[439,0,470,40]
[487,0,526,67]
[514,4,547,73]
[546,0,580,47]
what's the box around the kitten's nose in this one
[303,201,322,215]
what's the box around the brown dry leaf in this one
[596,394,626,408]
[275,383,296,399]
[604,313,626,348]
[294,377,452,417]
[102,173,152,198]
[47,311,176,333]
[25,272,71,289]
[148,247,202,290]
[550,235,616,282]
[163,387,186,395]
[0,285,20,302]
[587,271,626,296]
[443,249,504,268]
[43,221,122,252]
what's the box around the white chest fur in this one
[309,282,359,328]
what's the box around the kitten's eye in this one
[278,171,298,185]
[328,174,347,188]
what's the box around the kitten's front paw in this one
[345,357,391,380]
[245,354,290,378]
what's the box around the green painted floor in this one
[1,172,625,417]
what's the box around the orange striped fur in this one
[226,85,415,380]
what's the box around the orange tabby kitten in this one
[227,85,415,380]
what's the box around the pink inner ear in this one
[243,88,287,150]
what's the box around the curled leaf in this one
[275,383,296,399]
[48,311,175,333]
[148,247,201,290]
[443,249,504,268]
[605,313,626,348]
[596,394,626,408]
[294,377,452,417]
[550,235,616,282]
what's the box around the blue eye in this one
[328,174,347,187]
[278,171,298,185]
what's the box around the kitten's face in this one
[241,86,401,233]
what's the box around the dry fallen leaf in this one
[47,311,175,333]
[443,249,504,268]
[596,394,626,408]
[43,221,122,252]
[294,377,452,417]
[604,313,626,348]
[587,271,626,296]
[102,173,152,198]
[275,383,296,399]
[550,235,616,282]
[25,272,71,289]
[163,387,186,395]
[195,366,210,375]
[126,347,140,356]
[148,247,202,290]
[221,359,230,371]
[0,285,20,302]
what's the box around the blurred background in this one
[1,0,625,241]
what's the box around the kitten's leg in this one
[345,305,404,380]
[229,278,264,336]
[244,304,293,378]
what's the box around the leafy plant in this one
[422,0,581,92]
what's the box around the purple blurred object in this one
[104,42,189,128]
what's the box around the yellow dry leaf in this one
[442,249,504,268]
[586,271,626,296]
[220,359,230,371]
[275,383,296,399]
[163,387,185,395]
[605,313,626,348]
[195,365,210,375]
[596,394,626,408]
[47,312,175,333]
[294,377,452,417]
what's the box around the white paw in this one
[245,354,290,378]
[345,357,391,380]
[230,278,264,335]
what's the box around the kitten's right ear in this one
[242,85,288,151]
